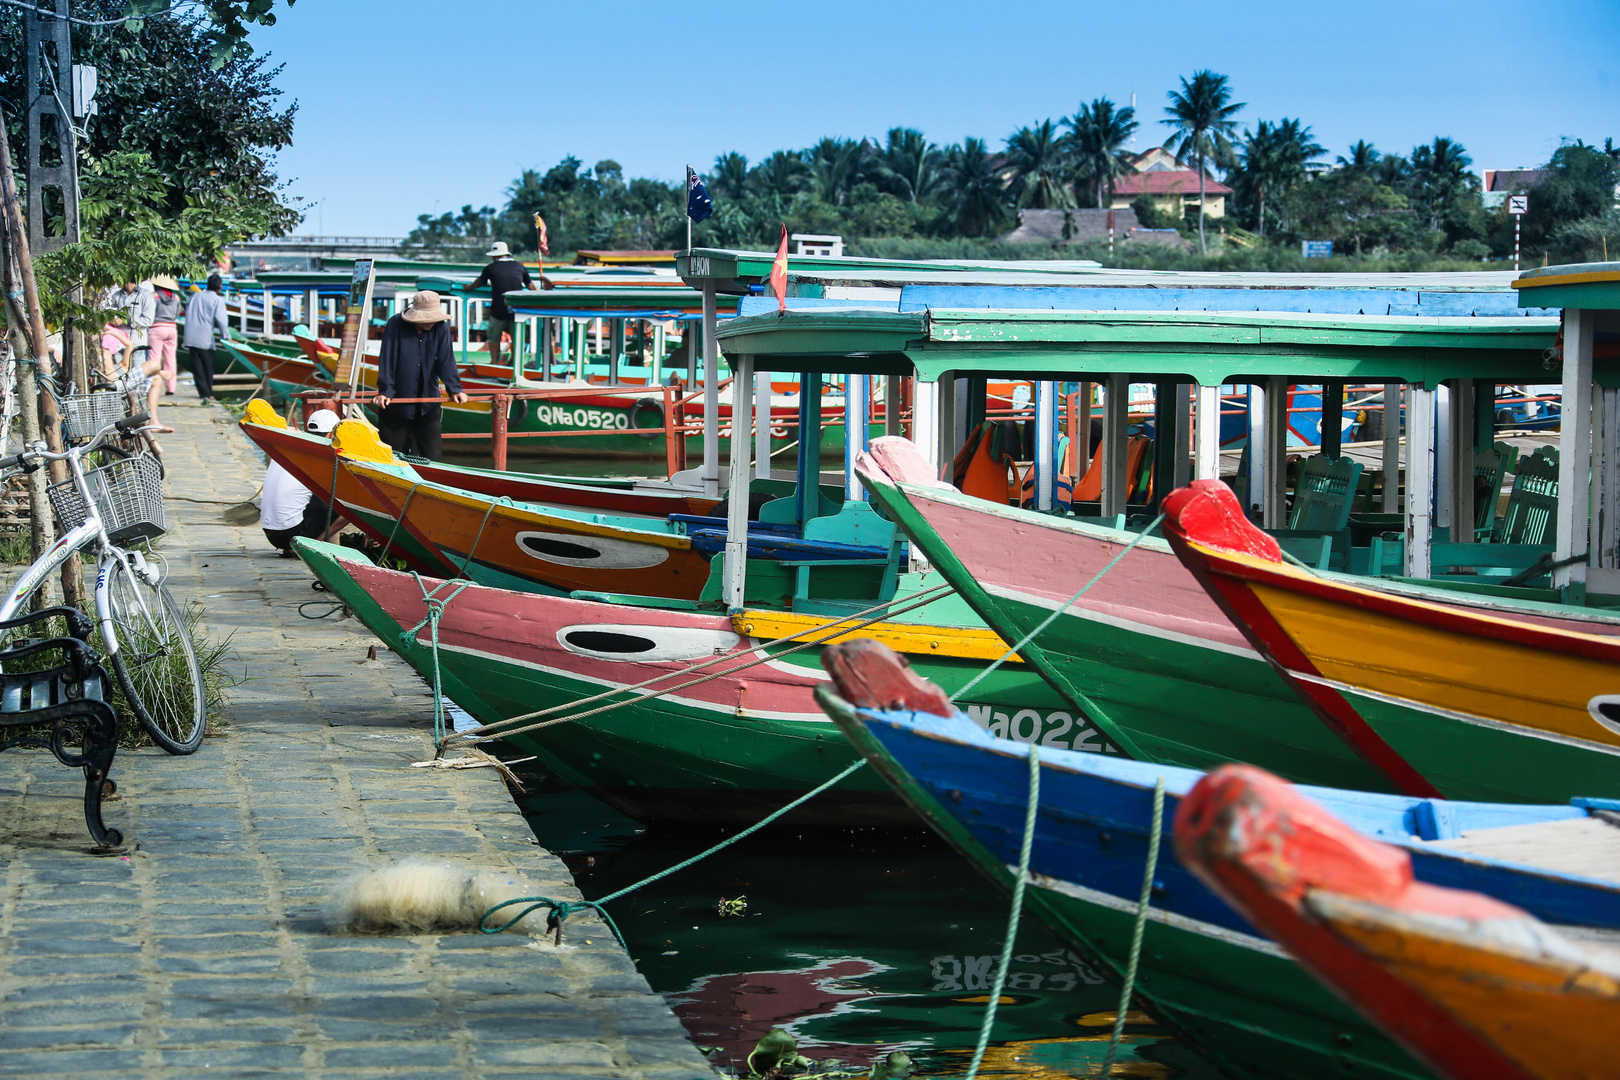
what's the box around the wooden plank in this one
[1429,817,1620,884]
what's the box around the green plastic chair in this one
[1289,454,1365,532]
[1493,446,1558,546]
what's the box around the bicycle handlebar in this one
[0,413,155,474]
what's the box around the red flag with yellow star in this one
[770,224,788,313]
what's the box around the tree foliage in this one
[402,68,1614,272]
[1,0,299,328]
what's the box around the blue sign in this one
[1301,240,1334,258]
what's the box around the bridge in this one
[227,235,416,270]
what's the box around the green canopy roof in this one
[1514,261,1620,310]
[714,306,1559,386]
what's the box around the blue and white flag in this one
[686,165,713,224]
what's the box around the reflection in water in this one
[513,770,1219,1078]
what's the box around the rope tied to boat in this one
[440,581,956,747]
[950,513,1165,704]
[375,483,422,570]
[964,745,1039,1080]
[1099,775,1166,1077]
[397,573,474,751]
[478,757,869,946]
[456,495,509,578]
[323,454,341,538]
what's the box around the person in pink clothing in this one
[148,275,182,399]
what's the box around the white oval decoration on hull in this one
[557,624,740,663]
[514,530,670,569]
[1587,695,1620,737]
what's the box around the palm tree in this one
[1062,97,1138,208]
[1409,137,1473,230]
[939,136,1010,237]
[1336,140,1380,174]
[749,150,809,201]
[1004,120,1073,210]
[1161,70,1245,253]
[873,128,942,203]
[709,152,749,202]
[807,137,865,207]
[1237,121,1285,237]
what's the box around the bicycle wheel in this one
[103,558,204,754]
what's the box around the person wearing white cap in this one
[467,240,536,368]
[373,291,468,459]
[260,409,348,555]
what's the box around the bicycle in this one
[0,413,204,754]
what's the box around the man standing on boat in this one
[373,290,469,460]
[467,241,535,368]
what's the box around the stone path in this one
[0,400,714,1079]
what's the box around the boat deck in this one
[1428,815,1620,886]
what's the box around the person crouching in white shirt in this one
[261,409,349,556]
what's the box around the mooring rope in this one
[950,513,1164,705]
[1099,775,1167,1077]
[964,745,1040,1080]
[455,496,509,578]
[396,573,475,751]
[478,757,870,945]
[441,581,955,746]
[323,454,341,538]
[374,483,421,570]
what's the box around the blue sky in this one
[251,0,1619,237]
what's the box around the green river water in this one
[512,765,1221,1080]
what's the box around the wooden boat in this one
[291,538,1068,825]
[1176,761,1620,1080]
[221,340,335,401]
[238,403,721,519]
[340,458,718,600]
[855,436,1403,793]
[1162,479,1620,804]
[817,639,1620,1080]
[858,437,1620,802]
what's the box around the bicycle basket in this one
[47,454,166,545]
[60,392,130,442]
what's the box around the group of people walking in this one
[99,273,234,420]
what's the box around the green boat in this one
[294,537,1067,825]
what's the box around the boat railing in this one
[294,381,706,474]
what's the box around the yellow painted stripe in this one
[1328,914,1619,1080]
[735,609,1023,663]
[1247,578,1620,748]
[1512,269,1620,289]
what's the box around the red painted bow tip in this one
[1161,481,1282,563]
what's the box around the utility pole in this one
[23,0,81,255]
[0,94,83,609]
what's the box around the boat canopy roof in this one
[678,245,1548,298]
[713,304,1560,386]
[1515,261,1620,311]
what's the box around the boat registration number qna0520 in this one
[960,704,1119,754]
[531,405,632,430]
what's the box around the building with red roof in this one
[1109,147,1232,219]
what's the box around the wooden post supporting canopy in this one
[1406,386,1436,579]
[1195,383,1221,481]
[1101,374,1128,519]
[701,282,720,498]
[724,353,755,611]
[1382,383,1402,514]
[1556,307,1595,592]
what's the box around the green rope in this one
[950,513,1165,704]
[396,572,474,750]
[323,453,340,537]
[456,496,508,578]
[479,757,869,944]
[375,483,420,570]
[964,745,1040,1080]
[1099,776,1167,1077]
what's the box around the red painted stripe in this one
[1169,531,1442,798]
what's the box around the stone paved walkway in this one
[0,400,714,1079]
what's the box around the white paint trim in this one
[1026,872,1289,959]
[1286,670,1620,757]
